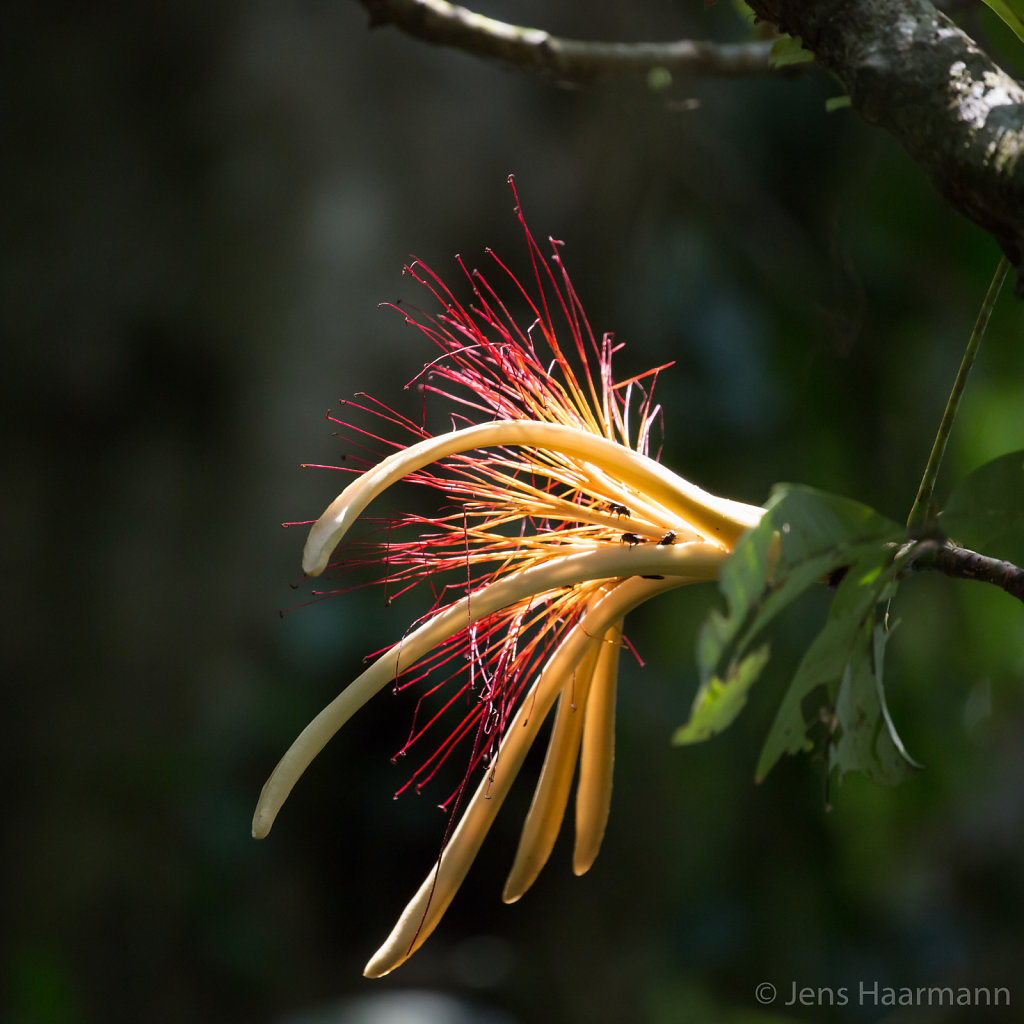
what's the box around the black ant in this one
[658,531,677,546]
[607,502,631,517]
[620,532,645,547]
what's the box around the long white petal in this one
[303,419,763,576]
[363,574,686,979]
[252,542,727,839]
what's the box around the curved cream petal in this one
[573,619,622,875]
[501,632,602,904]
[578,461,692,539]
[302,419,764,576]
[363,573,687,979]
[252,542,727,839]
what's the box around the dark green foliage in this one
[678,444,1024,795]
[942,449,1024,565]
[677,486,922,786]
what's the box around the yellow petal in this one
[363,573,687,978]
[253,542,727,839]
[501,634,602,903]
[573,619,622,875]
[302,419,764,576]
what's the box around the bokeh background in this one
[5,2,1024,1022]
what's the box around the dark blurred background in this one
[4,2,1024,1022]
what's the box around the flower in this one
[253,178,765,977]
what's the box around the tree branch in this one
[359,0,1024,294]
[359,0,776,83]
[743,0,1024,295]
[909,541,1024,603]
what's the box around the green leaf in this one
[694,516,778,684]
[755,556,881,779]
[679,484,904,760]
[674,646,770,745]
[756,543,918,783]
[765,483,897,548]
[942,449,1024,565]
[729,0,757,27]
[828,618,922,785]
[981,0,1024,43]
[769,34,815,69]
[678,482,919,785]
[754,604,861,776]
[825,95,852,113]
[741,483,901,645]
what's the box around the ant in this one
[607,502,631,517]
[620,532,645,547]
[658,531,677,546]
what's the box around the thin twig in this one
[906,256,1010,531]
[359,0,777,83]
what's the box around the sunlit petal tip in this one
[571,808,607,876]
[572,851,598,877]
[362,959,390,980]
[361,883,444,979]
[251,797,275,840]
[363,954,400,980]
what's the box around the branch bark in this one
[359,0,775,82]
[359,0,1024,295]
[910,541,1024,603]
[743,0,1024,294]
